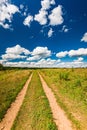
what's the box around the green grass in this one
[40,68,87,130]
[0,69,31,121]
[11,71,57,130]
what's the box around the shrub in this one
[74,79,81,87]
[59,72,69,81]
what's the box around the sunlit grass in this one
[12,71,57,130]
[0,69,31,121]
[40,68,87,130]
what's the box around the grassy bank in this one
[40,68,87,130]
[12,71,57,130]
[0,69,31,121]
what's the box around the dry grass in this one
[12,71,57,130]
[0,69,31,121]
[40,68,87,130]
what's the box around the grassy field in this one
[0,69,31,121]
[40,68,87,130]
[11,71,57,130]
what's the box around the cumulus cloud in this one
[23,15,33,27]
[48,5,64,26]
[1,44,30,61]
[68,48,87,57]
[0,0,19,29]
[34,10,48,25]
[41,0,55,10]
[27,46,51,61]
[81,32,87,42]
[56,48,87,58]
[34,0,56,25]
[56,51,68,58]
[48,28,54,37]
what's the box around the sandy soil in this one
[0,74,32,130]
[39,74,73,130]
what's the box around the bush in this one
[59,72,69,81]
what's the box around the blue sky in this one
[0,0,87,68]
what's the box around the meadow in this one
[0,69,31,121]
[11,71,57,130]
[0,68,87,130]
[40,68,87,130]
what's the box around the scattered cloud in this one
[27,46,51,61]
[0,0,19,29]
[48,28,54,37]
[41,0,55,10]
[68,48,87,57]
[49,5,64,26]
[34,0,64,27]
[34,0,55,25]
[1,44,30,61]
[20,4,24,10]
[56,48,87,58]
[56,51,68,58]
[34,10,48,25]
[81,32,87,42]
[23,15,33,27]
[74,57,84,62]
[1,45,87,68]
[61,25,69,33]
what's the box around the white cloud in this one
[81,32,87,42]
[27,46,51,61]
[74,57,84,62]
[61,25,69,33]
[41,0,55,10]
[53,61,87,68]
[48,28,54,37]
[0,0,19,29]
[2,54,27,60]
[20,4,24,10]
[6,44,30,55]
[56,48,87,58]
[34,0,55,25]
[34,10,48,25]
[2,44,30,61]
[56,51,68,58]
[23,15,33,27]
[49,5,64,26]
[68,48,87,57]
[32,46,51,56]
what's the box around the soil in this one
[0,73,74,130]
[39,74,73,130]
[0,74,32,130]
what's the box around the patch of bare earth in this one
[0,74,32,130]
[39,74,73,130]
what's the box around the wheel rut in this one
[39,74,73,130]
[0,74,33,130]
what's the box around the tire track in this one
[39,74,73,130]
[0,74,33,130]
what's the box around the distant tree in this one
[0,63,3,70]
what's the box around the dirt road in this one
[39,74,73,130]
[0,74,32,130]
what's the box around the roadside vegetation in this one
[40,68,87,130]
[12,71,57,130]
[0,69,31,121]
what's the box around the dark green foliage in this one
[59,72,70,81]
